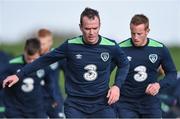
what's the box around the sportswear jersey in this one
[42,53,66,104]
[119,38,177,98]
[42,59,66,115]
[0,51,12,84]
[16,35,129,112]
[0,51,12,116]
[3,55,52,113]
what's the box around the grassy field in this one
[1,39,180,70]
[1,40,180,96]
[169,47,180,70]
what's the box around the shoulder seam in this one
[148,38,163,47]
[119,38,132,47]
[100,37,116,46]
[68,36,83,44]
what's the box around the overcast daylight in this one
[1,0,180,46]
[1,1,180,118]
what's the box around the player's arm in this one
[0,65,9,88]
[3,41,68,87]
[113,44,130,89]
[158,46,177,89]
[107,43,130,105]
[146,46,177,96]
[1,61,15,88]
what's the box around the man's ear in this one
[146,28,150,35]
[147,28,150,33]
[79,24,82,31]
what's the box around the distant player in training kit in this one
[3,7,129,118]
[116,14,177,118]
[0,51,12,118]
[37,28,65,118]
[1,38,52,118]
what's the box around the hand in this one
[3,75,19,88]
[145,82,160,96]
[107,85,120,105]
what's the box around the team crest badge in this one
[36,69,45,78]
[101,52,109,62]
[149,54,158,63]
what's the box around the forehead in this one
[130,24,146,31]
[81,16,100,25]
[39,36,52,42]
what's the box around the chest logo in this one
[127,56,132,61]
[17,69,21,73]
[50,62,59,70]
[101,52,109,62]
[36,69,45,78]
[149,54,158,63]
[76,54,82,59]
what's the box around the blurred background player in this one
[0,38,52,118]
[172,72,180,117]
[159,71,180,118]
[0,50,12,118]
[37,28,66,118]
[116,14,177,118]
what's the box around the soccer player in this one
[3,7,129,118]
[158,73,179,118]
[116,14,177,118]
[172,72,180,117]
[0,50,12,118]
[37,28,65,118]
[1,38,51,118]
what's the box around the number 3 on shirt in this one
[83,64,98,81]
[134,65,147,82]
[21,78,34,92]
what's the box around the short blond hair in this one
[37,28,52,37]
[130,14,149,30]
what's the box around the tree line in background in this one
[1,37,180,70]
[1,36,180,106]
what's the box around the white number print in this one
[21,78,34,92]
[134,65,148,82]
[83,64,98,81]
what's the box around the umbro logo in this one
[17,69,21,73]
[127,56,132,61]
[50,62,59,70]
[76,54,82,59]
